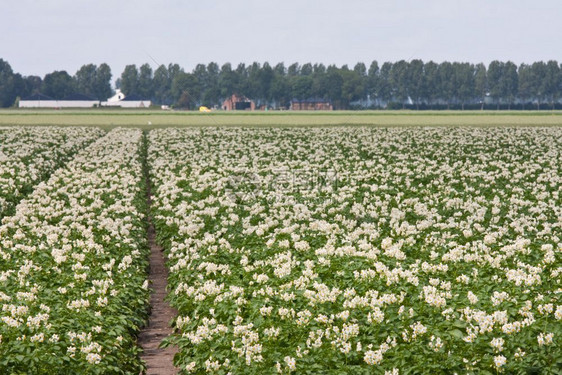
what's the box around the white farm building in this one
[101,89,151,108]
[58,94,99,108]
[19,93,99,108]
[18,93,57,108]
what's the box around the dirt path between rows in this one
[138,166,178,374]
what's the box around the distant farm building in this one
[101,89,151,108]
[58,94,99,108]
[222,94,255,111]
[19,93,99,108]
[290,99,333,111]
[19,93,57,108]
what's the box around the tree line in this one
[1,58,562,109]
[0,60,112,107]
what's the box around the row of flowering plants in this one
[0,126,104,218]
[0,128,150,374]
[149,127,562,374]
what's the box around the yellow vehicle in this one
[199,106,211,112]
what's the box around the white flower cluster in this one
[148,127,562,373]
[0,127,103,216]
[0,128,149,373]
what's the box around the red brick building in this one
[222,94,255,111]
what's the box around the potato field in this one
[0,126,561,374]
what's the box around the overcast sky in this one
[3,0,562,83]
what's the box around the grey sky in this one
[3,0,561,83]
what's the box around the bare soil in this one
[138,188,178,374]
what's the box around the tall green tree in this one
[171,72,198,109]
[120,65,139,95]
[341,65,366,108]
[454,62,475,110]
[168,63,183,83]
[543,60,561,109]
[438,62,455,109]
[311,64,327,98]
[138,63,153,99]
[23,75,42,96]
[353,62,369,102]
[518,63,533,109]
[219,63,237,98]
[204,62,221,106]
[42,71,75,99]
[367,60,380,106]
[246,62,262,103]
[270,63,290,108]
[487,60,504,109]
[378,62,393,105]
[256,62,274,105]
[502,61,518,109]
[353,62,367,77]
[408,60,425,109]
[74,63,112,100]
[530,61,546,109]
[94,63,112,101]
[323,65,343,107]
[390,60,409,108]
[74,64,97,97]
[313,63,326,75]
[0,59,17,107]
[300,63,313,76]
[291,75,313,100]
[191,64,210,106]
[287,63,300,77]
[152,65,171,105]
[11,74,26,104]
[474,63,487,109]
[423,61,440,108]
